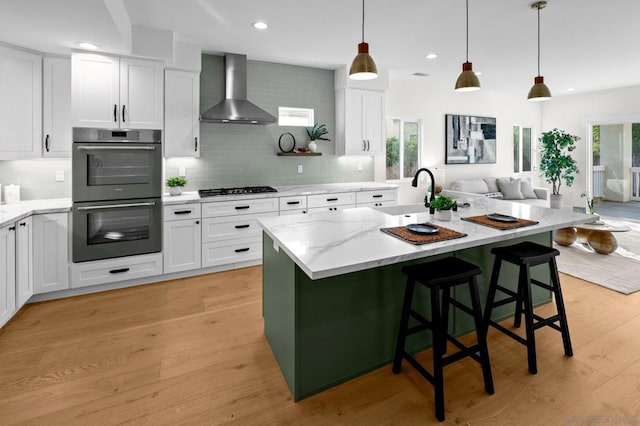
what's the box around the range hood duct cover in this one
[201,53,277,124]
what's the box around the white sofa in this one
[442,176,550,208]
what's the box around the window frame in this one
[513,124,534,174]
[385,117,422,182]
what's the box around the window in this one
[386,118,420,180]
[513,125,532,173]
[278,107,314,126]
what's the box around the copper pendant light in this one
[455,0,480,92]
[528,1,552,101]
[349,0,377,80]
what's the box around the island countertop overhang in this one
[257,196,597,280]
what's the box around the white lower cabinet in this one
[15,216,33,309]
[202,237,262,268]
[32,213,69,294]
[164,218,201,274]
[0,223,16,328]
[71,253,163,289]
[356,201,397,208]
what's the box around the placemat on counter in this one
[381,223,467,245]
[461,215,539,230]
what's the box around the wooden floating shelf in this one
[277,152,322,156]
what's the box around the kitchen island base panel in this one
[262,232,553,401]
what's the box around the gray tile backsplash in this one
[0,54,374,200]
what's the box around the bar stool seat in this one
[392,257,494,422]
[484,241,573,375]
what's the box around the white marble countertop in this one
[0,198,72,228]
[257,195,598,280]
[162,182,398,205]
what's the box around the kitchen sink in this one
[372,203,429,216]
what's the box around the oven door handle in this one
[77,146,157,151]
[77,202,156,211]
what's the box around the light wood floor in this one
[1,267,640,425]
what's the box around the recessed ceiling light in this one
[76,42,100,50]
[425,53,438,60]
[567,88,575,92]
[252,21,268,30]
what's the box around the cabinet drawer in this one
[163,203,201,221]
[71,253,162,288]
[356,189,397,204]
[279,209,307,216]
[356,200,397,209]
[202,197,278,218]
[279,196,307,212]
[202,237,262,268]
[307,204,355,214]
[307,192,356,208]
[202,212,277,243]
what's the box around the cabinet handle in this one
[45,134,50,152]
[235,206,250,210]
[366,140,371,151]
[195,221,200,225]
[362,140,366,151]
[286,201,301,205]
[372,194,383,198]
[114,104,117,122]
[326,198,338,202]
[122,105,126,123]
[109,268,130,274]
[234,248,250,253]
[9,226,15,231]
[19,222,26,227]
[195,137,198,152]
[235,224,250,229]
[173,210,193,215]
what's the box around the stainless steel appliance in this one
[197,186,277,197]
[72,128,162,263]
[72,128,162,201]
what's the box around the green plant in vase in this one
[305,122,330,153]
[539,128,579,208]
[430,194,457,221]
[166,176,187,196]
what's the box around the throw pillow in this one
[483,178,500,193]
[498,179,525,200]
[517,177,538,199]
[450,179,490,194]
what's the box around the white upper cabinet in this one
[72,53,163,129]
[336,88,384,156]
[164,70,200,157]
[0,45,42,160]
[43,56,71,157]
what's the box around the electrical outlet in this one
[357,163,363,172]
[297,165,303,174]
[55,170,64,182]
[179,167,186,177]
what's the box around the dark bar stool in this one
[483,241,573,375]
[392,257,494,422]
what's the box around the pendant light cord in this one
[537,4,541,76]
[465,0,469,62]
[361,0,365,43]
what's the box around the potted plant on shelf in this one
[305,122,330,153]
[430,194,457,221]
[166,176,187,196]
[538,128,580,209]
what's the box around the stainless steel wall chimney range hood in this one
[200,53,277,124]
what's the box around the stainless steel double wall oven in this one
[72,128,162,262]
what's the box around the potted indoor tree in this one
[430,194,457,221]
[166,176,187,196]
[538,128,580,209]
[305,122,330,153]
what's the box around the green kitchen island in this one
[257,197,595,401]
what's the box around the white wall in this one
[381,76,542,204]
[541,85,640,207]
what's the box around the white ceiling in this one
[2,0,640,97]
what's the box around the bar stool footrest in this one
[403,352,435,385]
[488,320,528,346]
[531,278,554,292]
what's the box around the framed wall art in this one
[445,114,497,164]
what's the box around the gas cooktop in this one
[198,186,278,197]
